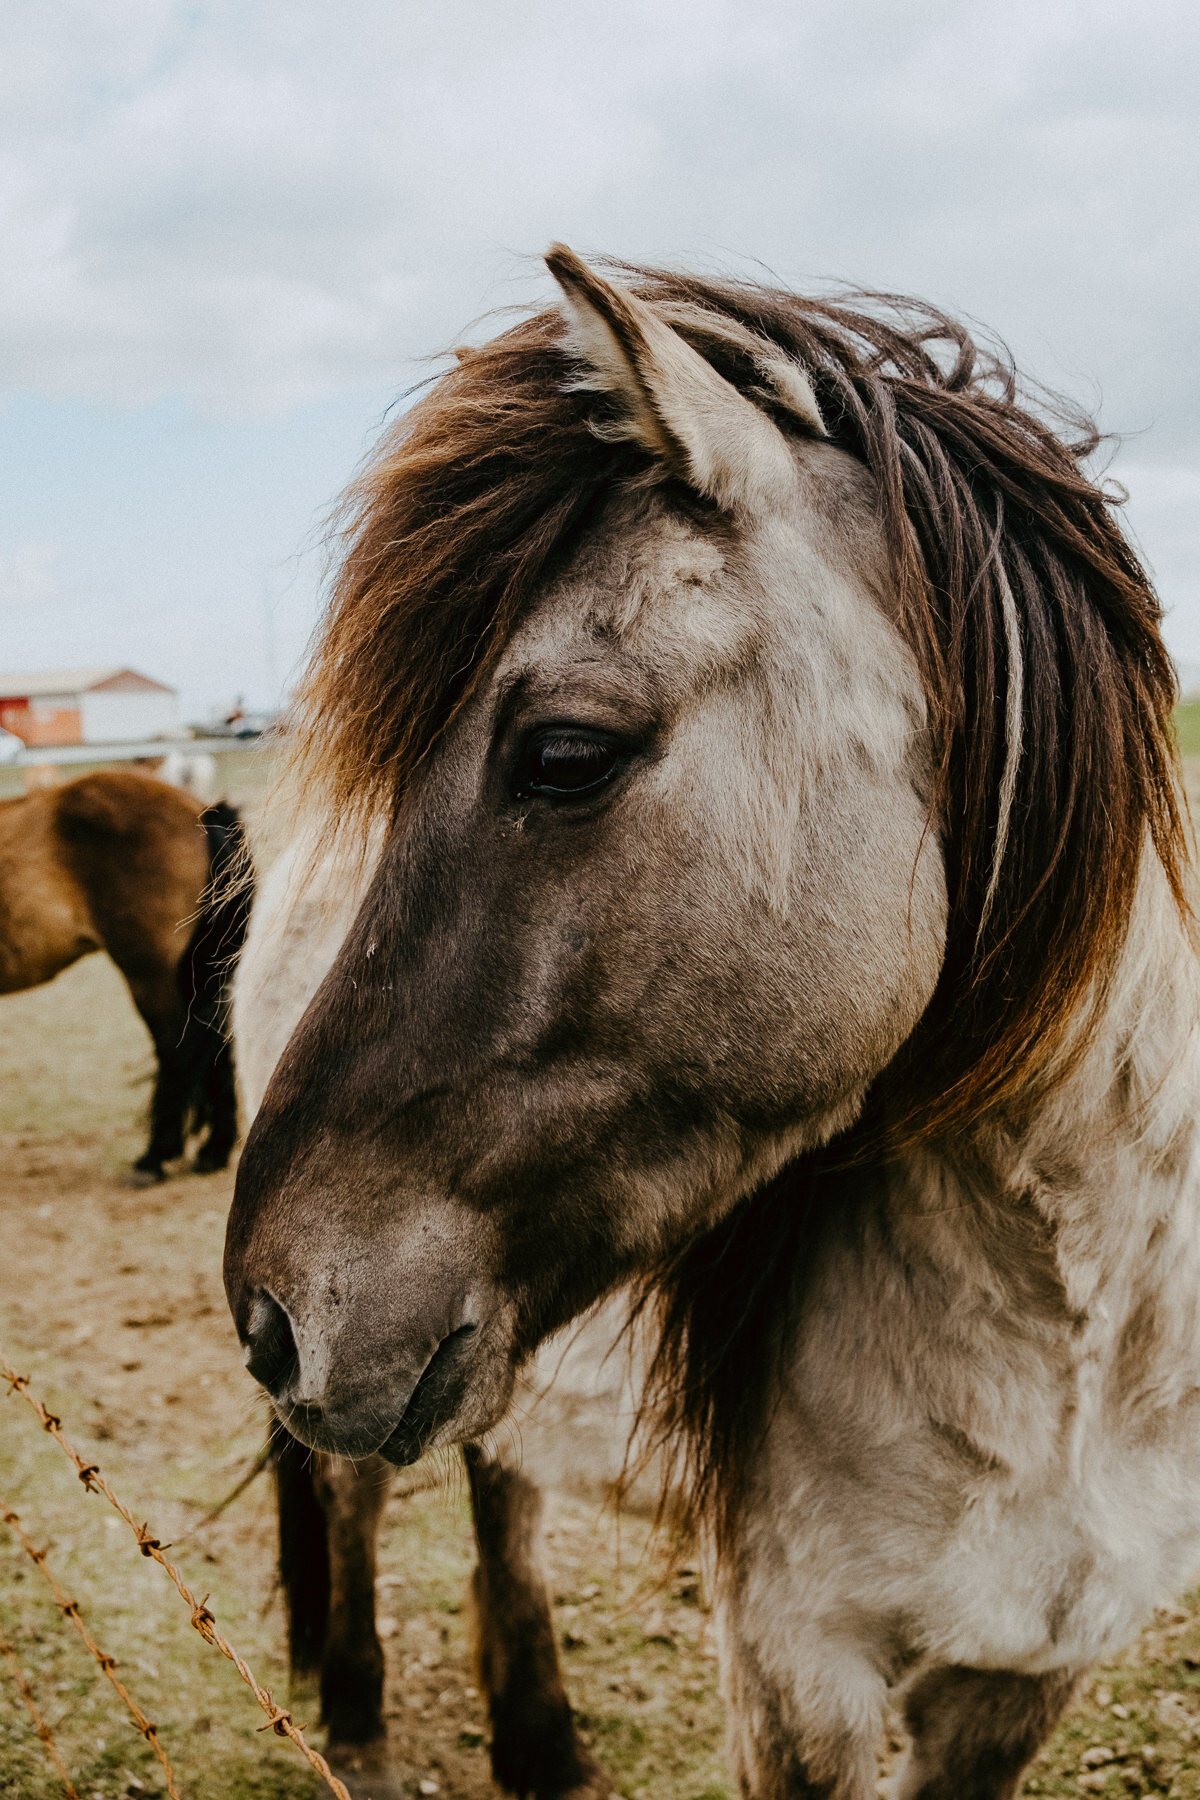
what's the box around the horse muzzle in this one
[233,1279,506,1464]
[225,1100,523,1459]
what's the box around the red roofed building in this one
[0,668,179,747]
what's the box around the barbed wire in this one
[0,1344,355,1800]
[1,1499,183,1799]
[0,1625,82,1799]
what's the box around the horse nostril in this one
[243,1290,299,1398]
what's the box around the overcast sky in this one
[2,0,1197,717]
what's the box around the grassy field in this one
[0,744,278,808]
[5,756,1200,1798]
[1176,704,1200,760]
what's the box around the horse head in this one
[224,248,1178,1473]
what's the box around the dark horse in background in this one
[0,768,252,1178]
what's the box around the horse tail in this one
[185,800,255,1008]
[175,800,256,1167]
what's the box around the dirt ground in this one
[6,750,1200,1798]
[0,957,727,1800]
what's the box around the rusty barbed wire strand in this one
[1,1500,184,1800]
[0,1625,82,1799]
[0,1346,354,1800]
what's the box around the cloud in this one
[2,1,1197,702]
[1117,463,1200,656]
[1,0,1196,447]
[0,540,59,609]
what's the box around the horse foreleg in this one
[465,1443,610,1800]
[135,1033,189,1177]
[312,1452,393,1769]
[193,1032,238,1172]
[273,1428,332,1679]
[122,973,189,1179]
[718,1591,883,1800]
[895,1664,1081,1800]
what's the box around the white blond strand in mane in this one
[977,560,1025,945]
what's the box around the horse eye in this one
[514,730,623,800]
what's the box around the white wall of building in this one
[79,688,179,743]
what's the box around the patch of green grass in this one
[1018,1628,1200,1795]
[1176,704,1200,759]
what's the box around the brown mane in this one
[294,262,1189,1531]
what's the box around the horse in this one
[0,768,252,1180]
[150,748,220,802]
[233,825,648,1791]
[224,246,1196,1800]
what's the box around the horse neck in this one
[886,856,1200,1309]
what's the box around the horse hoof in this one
[326,1737,398,1796]
[537,1760,615,1800]
[328,1773,405,1800]
[128,1162,166,1187]
[192,1150,231,1175]
[492,1744,615,1800]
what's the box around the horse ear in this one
[545,244,822,512]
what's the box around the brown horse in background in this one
[0,769,252,1179]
